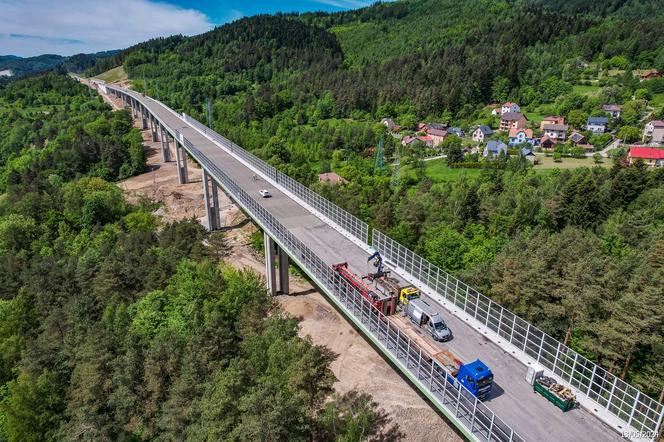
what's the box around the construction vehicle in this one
[404,298,451,341]
[333,262,398,316]
[432,349,494,400]
[364,251,421,305]
[534,375,576,412]
[396,323,492,400]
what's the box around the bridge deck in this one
[133,93,623,442]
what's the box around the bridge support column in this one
[174,140,188,184]
[264,233,277,296]
[278,247,289,295]
[149,115,158,142]
[141,107,148,130]
[160,126,170,162]
[202,169,221,231]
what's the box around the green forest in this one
[83,0,664,402]
[0,75,399,441]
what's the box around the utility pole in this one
[390,142,401,188]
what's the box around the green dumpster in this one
[534,379,575,412]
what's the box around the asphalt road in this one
[116,89,624,442]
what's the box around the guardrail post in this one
[522,324,531,352]
[537,332,545,363]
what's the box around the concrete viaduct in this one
[93,81,662,442]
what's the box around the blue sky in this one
[0,0,375,58]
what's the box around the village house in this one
[542,123,569,142]
[539,135,555,151]
[643,120,664,144]
[427,127,447,146]
[521,148,536,164]
[417,122,428,132]
[380,118,396,131]
[401,135,416,146]
[508,128,533,146]
[569,131,586,146]
[586,116,608,134]
[632,69,661,82]
[472,125,493,143]
[628,146,664,167]
[540,116,565,130]
[483,140,508,158]
[318,172,348,184]
[428,122,448,131]
[501,102,520,114]
[417,135,434,147]
[602,104,622,118]
[499,112,527,131]
[446,127,465,137]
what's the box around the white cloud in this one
[0,0,214,57]
[310,0,375,9]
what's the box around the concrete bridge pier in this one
[202,169,221,231]
[141,107,148,130]
[174,139,188,184]
[263,233,290,296]
[160,126,171,162]
[264,233,277,296]
[149,114,158,142]
[278,247,289,295]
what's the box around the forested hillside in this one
[83,0,664,401]
[0,51,115,82]
[0,74,395,441]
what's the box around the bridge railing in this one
[181,114,370,245]
[371,229,664,440]
[176,132,524,442]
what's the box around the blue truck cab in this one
[456,359,494,400]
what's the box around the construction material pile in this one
[537,376,576,402]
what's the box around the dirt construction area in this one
[108,91,462,441]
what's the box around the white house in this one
[542,124,569,142]
[472,125,493,143]
[508,128,533,146]
[586,116,608,134]
[643,120,664,143]
[501,102,520,115]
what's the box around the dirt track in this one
[111,91,462,442]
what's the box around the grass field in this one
[534,155,609,170]
[525,112,544,125]
[572,84,601,96]
[94,66,127,83]
[425,158,482,181]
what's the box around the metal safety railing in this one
[176,131,524,442]
[181,114,370,245]
[372,229,664,440]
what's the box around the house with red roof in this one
[628,146,664,167]
[417,135,434,147]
